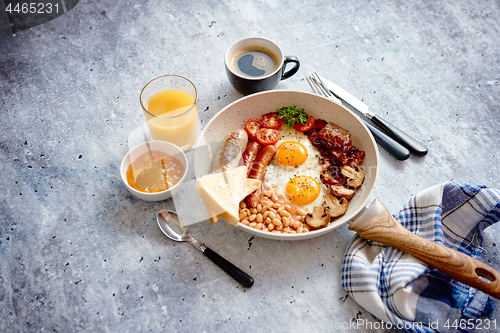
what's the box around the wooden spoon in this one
[349,197,500,299]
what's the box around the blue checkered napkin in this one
[342,182,500,332]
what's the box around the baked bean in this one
[271,230,281,233]
[245,182,336,234]
[278,207,289,217]
[263,190,273,197]
[272,218,282,227]
[296,208,306,216]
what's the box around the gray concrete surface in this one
[1,0,500,332]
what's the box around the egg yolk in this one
[275,141,308,167]
[285,176,320,205]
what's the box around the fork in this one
[307,75,411,161]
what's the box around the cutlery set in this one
[306,74,500,298]
[307,72,428,160]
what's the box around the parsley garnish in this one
[277,106,309,127]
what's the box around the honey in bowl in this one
[126,150,185,193]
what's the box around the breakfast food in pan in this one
[196,106,365,234]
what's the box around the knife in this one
[318,75,428,156]
[362,119,410,161]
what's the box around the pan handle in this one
[351,200,500,299]
[389,231,500,299]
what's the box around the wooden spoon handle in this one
[356,220,500,299]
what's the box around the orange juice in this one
[144,89,198,150]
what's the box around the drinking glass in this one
[140,75,198,151]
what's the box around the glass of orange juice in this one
[140,75,198,151]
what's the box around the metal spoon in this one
[157,210,254,288]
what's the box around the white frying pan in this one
[194,90,380,240]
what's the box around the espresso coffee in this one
[225,37,300,95]
[230,46,280,78]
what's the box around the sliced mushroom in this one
[330,184,355,200]
[305,206,330,229]
[341,165,365,188]
[324,195,349,218]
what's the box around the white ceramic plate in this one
[196,90,379,240]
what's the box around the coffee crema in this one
[230,46,280,78]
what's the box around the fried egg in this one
[263,124,327,214]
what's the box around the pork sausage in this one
[212,129,248,173]
[242,140,263,172]
[246,145,277,207]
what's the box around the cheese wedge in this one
[208,174,262,225]
[195,166,261,226]
[208,173,263,225]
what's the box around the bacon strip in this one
[306,119,365,187]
